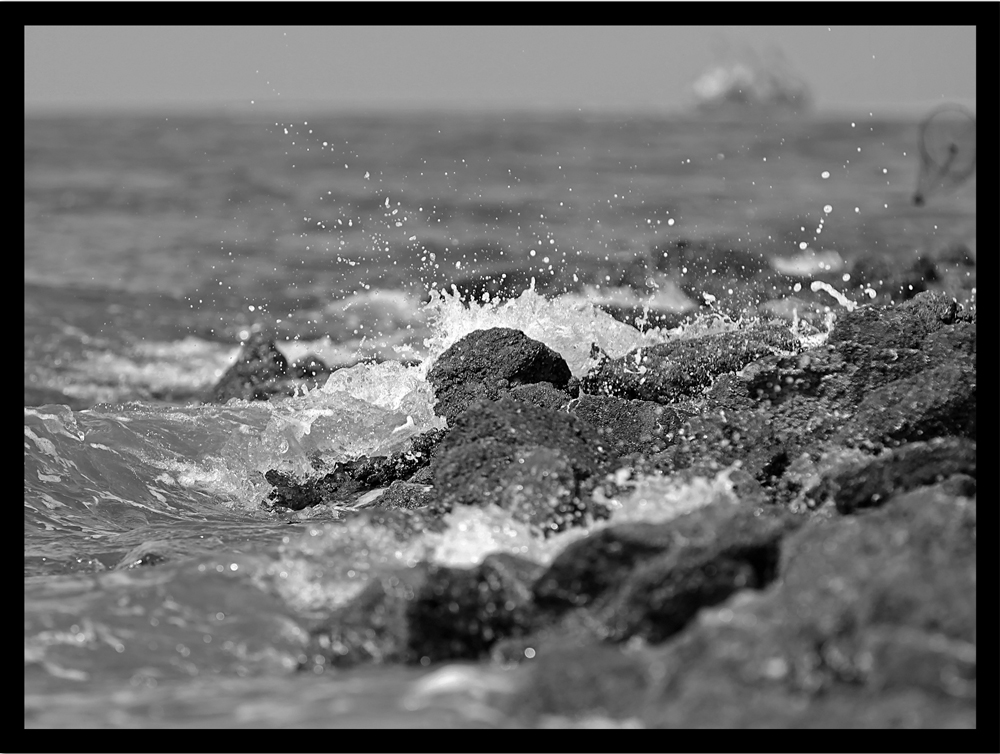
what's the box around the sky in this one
[24,26,977,116]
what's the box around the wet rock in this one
[650,408,797,486]
[580,324,799,405]
[408,553,545,663]
[808,437,976,513]
[828,291,959,352]
[289,353,334,384]
[507,382,572,412]
[265,462,365,511]
[209,332,289,403]
[306,553,544,667]
[207,333,334,403]
[307,564,429,667]
[350,429,448,488]
[568,394,683,459]
[431,397,611,533]
[635,485,976,727]
[348,506,448,542]
[835,362,976,448]
[364,481,436,512]
[265,429,447,511]
[427,327,572,424]
[533,501,798,643]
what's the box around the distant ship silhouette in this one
[692,45,811,117]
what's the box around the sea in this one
[24,110,976,727]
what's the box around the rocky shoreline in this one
[205,245,976,727]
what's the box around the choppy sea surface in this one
[24,111,975,727]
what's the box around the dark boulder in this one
[580,324,799,405]
[835,362,976,448]
[431,397,611,533]
[637,484,976,727]
[305,553,544,668]
[427,327,572,424]
[209,332,289,403]
[507,382,573,412]
[533,501,798,644]
[207,333,335,403]
[808,437,976,513]
[828,290,960,351]
[569,394,683,459]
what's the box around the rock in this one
[569,394,683,459]
[431,397,611,532]
[533,500,798,644]
[835,362,976,448]
[828,291,959,351]
[289,353,334,384]
[207,333,334,403]
[809,437,976,512]
[265,462,364,511]
[408,553,545,663]
[650,408,796,485]
[209,332,289,403]
[635,485,976,727]
[596,304,692,333]
[306,564,429,667]
[507,382,572,412]
[580,324,799,405]
[427,327,572,424]
[363,481,436,512]
[265,429,447,511]
[348,506,448,543]
[306,553,544,668]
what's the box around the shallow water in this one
[24,111,975,727]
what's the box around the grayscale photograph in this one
[25,24,978,729]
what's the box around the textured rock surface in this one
[431,397,611,532]
[580,324,800,404]
[305,553,544,668]
[277,291,976,728]
[207,332,333,403]
[427,327,572,424]
[265,429,447,511]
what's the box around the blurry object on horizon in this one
[692,44,811,117]
[913,104,976,206]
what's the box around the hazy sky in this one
[24,26,977,115]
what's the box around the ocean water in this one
[24,111,975,727]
